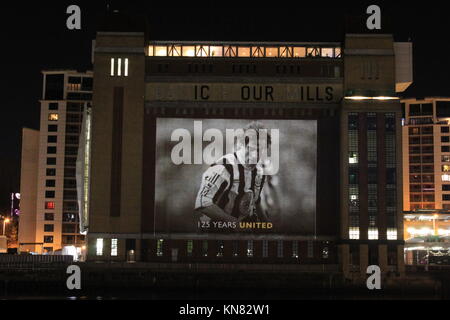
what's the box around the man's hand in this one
[238,191,255,220]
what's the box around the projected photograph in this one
[154,118,317,234]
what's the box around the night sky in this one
[0,1,449,211]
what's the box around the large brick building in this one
[83,29,412,278]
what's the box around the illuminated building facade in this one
[84,30,412,278]
[402,97,450,211]
[19,70,93,258]
[401,97,450,266]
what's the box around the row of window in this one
[44,212,78,222]
[349,228,398,240]
[148,45,341,59]
[96,239,327,259]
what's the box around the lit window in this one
[307,47,320,57]
[349,152,358,164]
[110,58,115,76]
[442,174,450,182]
[187,240,193,257]
[321,48,334,57]
[157,239,164,256]
[266,47,278,57]
[443,165,450,172]
[96,238,103,256]
[368,228,379,240]
[45,201,55,210]
[217,241,224,257]
[117,58,122,76]
[168,46,182,57]
[387,229,398,240]
[182,46,195,57]
[349,227,360,240]
[155,46,167,57]
[247,240,254,257]
[196,46,209,57]
[279,47,292,58]
[48,114,59,121]
[238,47,251,57]
[148,46,154,56]
[293,47,306,58]
[334,48,341,57]
[292,241,299,259]
[111,239,118,256]
[251,47,264,57]
[124,58,129,77]
[223,46,237,57]
[209,46,223,57]
[322,246,329,259]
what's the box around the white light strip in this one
[110,58,114,76]
[345,96,400,101]
[124,58,129,77]
[117,58,122,76]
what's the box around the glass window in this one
[154,46,167,57]
[46,180,55,187]
[443,146,450,153]
[110,58,114,76]
[321,48,334,57]
[44,213,54,221]
[266,47,278,57]
[251,47,264,57]
[168,46,182,57]
[307,240,314,258]
[209,46,223,57]
[47,158,56,165]
[293,47,306,57]
[96,238,103,256]
[202,240,208,257]
[187,240,193,257]
[44,224,54,232]
[44,236,54,244]
[349,227,360,240]
[237,47,251,57]
[48,125,58,132]
[441,127,450,133]
[247,240,254,257]
[292,241,299,259]
[46,168,56,176]
[47,146,57,154]
[442,136,450,143]
[279,47,292,58]
[182,46,195,57]
[262,240,268,258]
[224,46,237,57]
[45,201,55,210]
[49,103,58,110]
[157,239,164,256]
[232,241,239,257]
[196,46,209,57]
[277,240,283,258]
[45,190,55,198]
[111,239,118,256]
[47,136,57,143]
[216,240,224,257]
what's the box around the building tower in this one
[19,70,93,257]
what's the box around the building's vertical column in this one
[89,32,146,260]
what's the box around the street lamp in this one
[2,218,10,236]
